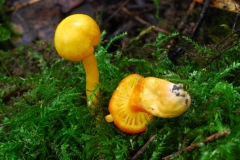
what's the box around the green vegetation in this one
[1,1,240,159]
[0,0,17,50]
[1,29,240,159]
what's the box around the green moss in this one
[0,27,240,160]
[0,0,19,50]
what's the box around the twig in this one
[215,28,240,50]
[122,7,151,26]
[167,0,197,63]
[7,0,41,12]
[232,12,240,33]
[203,29,240,68]
[191,0,211,38]
[178,0,196,32]
[122,7,169,35]
[103,0,130,23]
[131,134,157,160]
[162,128,231,160]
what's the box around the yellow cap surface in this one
[54,14,100,61]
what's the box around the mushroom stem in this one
[82,54,99,106]
[54,14,101,107]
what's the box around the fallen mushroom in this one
[105,74,191,134]
[195,0,240,13]
[54,14,100,107]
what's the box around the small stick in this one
[178,0,196,32]
[7,0,41,12]
[162,128,231,160]
[103,0,130,23]
[122,7,151,26]
[202,28,240,68]
[232,12,239,33]
[122,7,169,35]
[131,134,157,160]
[191,0,211,38]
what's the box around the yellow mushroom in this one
[54,14,100,106]
[195,0,240,13]
[105,74,191,134]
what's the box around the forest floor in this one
[1,0,240,159]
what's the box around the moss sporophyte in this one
[54,14,191,134]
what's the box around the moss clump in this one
[0,29,240,160]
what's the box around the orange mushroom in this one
[105,74,191,134]
[54,14,100,106]
[195,0,240,13]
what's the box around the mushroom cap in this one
[106,74,152,134]
[130,77,191,118]
[105,74,191,134]
[54,14,100,62]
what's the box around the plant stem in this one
[162,128,231,160]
